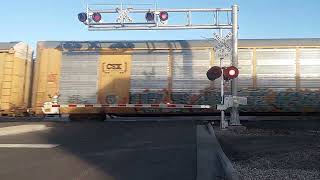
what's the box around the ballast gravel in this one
[215,120,320,180]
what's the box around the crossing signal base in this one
[217,96,247,111]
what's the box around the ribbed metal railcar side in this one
[33,42,133,115]
[59,52,99,104]
[32,44,62,114]
[172,49,212,93]
[300,48,320,88]
[256,49,296,88]
[171,49,213,107]
[0,42,33,116]
[32,40,320,115]
[129,49,215,111]
[131,50,169,94]
[238,49,253,88]
[236,45,320,113]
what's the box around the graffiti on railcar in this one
[129,87,320,113]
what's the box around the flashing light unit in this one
[207,66,239,81]
[223,66,239,80]
[78,11,169,24]
[145,11,155,22]
[78,12,87,22]
[159,11,169,21]
[92,12,102,22]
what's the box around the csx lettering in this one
[103,62,127,74]
[107,64,122,70]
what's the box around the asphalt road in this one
[0,121,198,180]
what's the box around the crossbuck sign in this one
[213,32,232,58]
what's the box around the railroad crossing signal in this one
[206,66,239,81]
[77,3,242,127]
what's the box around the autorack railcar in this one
[31,39,320,117]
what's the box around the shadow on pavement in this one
[39,121,198,180]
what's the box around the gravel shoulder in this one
[215,120,320,180]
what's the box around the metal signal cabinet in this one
[33,39,320,115]
[0,42,33,116]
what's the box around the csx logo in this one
[107,64,122,70]
[103,63,127,74]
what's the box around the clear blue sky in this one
[1,0,319,49]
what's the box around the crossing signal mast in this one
[77,2,245,128]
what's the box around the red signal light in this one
[223,66,239,80]
[159,11,169,21]
[229,69,236,76]
[78,12,87,23]
[92,12,102,22]
[207,66,222,81]
[146,12,155,22]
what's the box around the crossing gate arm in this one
[41,104,212,109]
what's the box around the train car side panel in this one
[33,48,62,114]
[0,42,33,115]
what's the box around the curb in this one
[197,124,239,180]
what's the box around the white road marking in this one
[0,144,59,148]
[0,125,51,136]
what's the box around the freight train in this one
[0,42,33,116]
[1,39,320,118]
